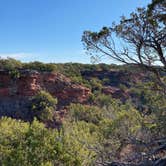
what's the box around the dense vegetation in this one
[0,59,165,165]
[0,89,165,165]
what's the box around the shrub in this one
[68,104,104,125]
[30,91,57,121]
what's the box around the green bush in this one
[0,117,63,166]
[68,104,104,125]
[30,91,57,121]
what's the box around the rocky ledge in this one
[0,70,91,115]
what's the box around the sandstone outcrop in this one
[0,70,91,105]
[102,86,130,102]
[0,70,91,118]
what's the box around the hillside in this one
[0,59,151,120]
[0,59,165,165]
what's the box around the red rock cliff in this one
[0,70,91,106]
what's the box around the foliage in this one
[0,117,63,166]
[23,61,57,72]
[82,4,166,92]
[0,117,101,166]
[97,108,143,163]
[62,121,99,165]
[0,58,22,71]
[148,0,166,24]
[130,82,166,135]
[30,91,57,121]
[95,94,119,110]
[68,103,104,125]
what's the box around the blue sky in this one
[0,0,151,63]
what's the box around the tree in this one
[148,0,166,24]
[82,0,166,165]
[82,1,166,92]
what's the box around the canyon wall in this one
[0,70,91,118]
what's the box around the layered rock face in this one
[82,70,147,102]
[0,70,91,117]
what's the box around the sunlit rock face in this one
[0,70,91,118]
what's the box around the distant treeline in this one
[0,57,140,72]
